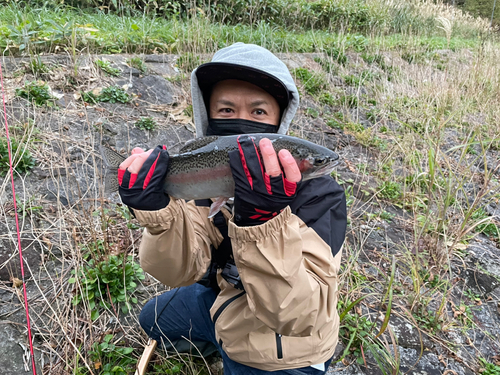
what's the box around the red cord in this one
[0,60,38,375]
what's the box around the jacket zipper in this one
[213,291,246,324]
[276,333,283,359]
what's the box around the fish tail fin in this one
[99,145,126,169]
[104,168,120,194]
[99,145,126,194]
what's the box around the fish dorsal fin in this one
[179,136,219,153]
[99,145,126,168]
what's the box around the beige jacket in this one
[134,196,343,371]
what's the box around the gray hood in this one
[191,43,299,137]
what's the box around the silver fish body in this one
[101,134,339,200]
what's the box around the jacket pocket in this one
[213,291,246,324]
[275,333,283,359]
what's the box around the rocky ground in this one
[0,52,499,374]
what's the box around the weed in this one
[380,211,395,222]
[361,53,384,65]
[176,53,204,73]
[340,94,359,108]
[339,310,376,365]
[0,138,36,177]
[95,59,121,77]
[16,194,43,217]
[470,208,499,240]
[479,358,500,375]
[25,56,50,76]
[326,47,348,65]
[69,254,145,319]
[127,57,147,73]
[306,107,319,118]
[313,57,339,74]
[135,117,157,131]
[79,334,136,375]
[82,86,131,104]
[318,92,336,106]
[344,122,365,133]
[378,181,401,200]
[354,128,387,150]
[15,81,55,106]
[344,71,376,86]
[293,68,327,96]
[183,104,193,118]
[326,118,343,130]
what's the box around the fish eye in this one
[315,158,326,165]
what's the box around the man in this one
[118,43,347,374]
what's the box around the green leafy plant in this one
[69,254,145,319]
[0,138,36,177]
[127,57,147,73]
[378,181,401,200]
[95,59,121,77]
[318,92,336,106]
[15,81,55,106]
[135,117,157,131]
[479,358,500,375]
[470,208,499,240]
[82,86,131,104]
[83,334,136,375]
[306,107,319,118]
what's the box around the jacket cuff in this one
[132,198,182,230]
[228,206,291,242]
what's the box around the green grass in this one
[0,3,491,57]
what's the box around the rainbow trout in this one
[100,134,339,214]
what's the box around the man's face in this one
[209,79,281,126]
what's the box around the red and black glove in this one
[118,145,170,211]
[229,135,299,226]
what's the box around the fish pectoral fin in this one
[208,197,229,218]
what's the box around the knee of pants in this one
[139,299,156,336]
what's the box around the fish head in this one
[291,145,339,181]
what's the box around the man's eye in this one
[253,109,266,115]
[220,108,233,113]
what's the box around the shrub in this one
[0,138,36,177]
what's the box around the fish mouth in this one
[303,160,338,181]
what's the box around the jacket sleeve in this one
[133,198,224,287]
[228,177,346,337]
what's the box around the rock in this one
[0,323,41,375]
[127,75,177,105]
[0,222,42,282]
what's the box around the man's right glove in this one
[118,145,170,211]
[229,135,299,226]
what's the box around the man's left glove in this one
[118,145,170,211]
[229,135,299,226]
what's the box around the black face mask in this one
[206,118,279,136]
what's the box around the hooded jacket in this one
[135,43,347,371]
[191,42,300,136]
